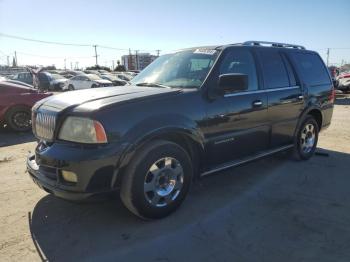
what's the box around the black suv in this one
[27,41,334,219]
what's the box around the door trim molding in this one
[200,144,294,177]
[224,86,300,98]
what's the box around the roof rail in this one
[243,41,305,50]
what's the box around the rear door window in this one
[258,49,290,89]
[290,52,331,86]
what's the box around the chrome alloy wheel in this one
[144,157,184,207]
[300,123,316,154]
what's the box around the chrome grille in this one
[33,111,56,141]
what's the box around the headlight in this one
[58,117,108,144]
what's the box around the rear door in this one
[204,47,269,168]
[256,48,304,148]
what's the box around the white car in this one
[64,74,113,91]
[337,72,350,91]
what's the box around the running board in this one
[200,144,294,177]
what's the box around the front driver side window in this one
[219,49,258,91]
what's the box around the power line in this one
[98,45,129,51]
[16,51,92,59]
[0,32,160,52]
[0,32,91,47]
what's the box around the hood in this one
[36,86,182,112]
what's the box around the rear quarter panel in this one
[287,50,334,129]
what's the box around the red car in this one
[0,81,52,131]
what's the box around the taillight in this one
[344,75,350,79]
[330,87,335,104]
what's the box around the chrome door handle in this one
[252,100,263,107]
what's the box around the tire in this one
[68,84,75,91]
[91,84,97,88]
[5,106,31,132]
[120,140,193,219]
[293,115,319,160]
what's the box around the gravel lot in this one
[0,96,350,262]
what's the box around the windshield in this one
[87,74,102,80]
[131,49,218,88]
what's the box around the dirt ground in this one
[0,96,350,262]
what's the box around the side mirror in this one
[218,73,248,94]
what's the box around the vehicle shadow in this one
[0,125,36,147]
[29,148,350,261]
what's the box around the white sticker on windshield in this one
[194,49,216,55]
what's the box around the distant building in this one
[122,53,157,71]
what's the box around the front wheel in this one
[293,116,319,160]
[120,140,193,219]
[68,84,75,91]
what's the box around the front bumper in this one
[26,141,127,201]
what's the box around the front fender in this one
[111,114,205,188]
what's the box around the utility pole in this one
[112,60,115,70]
[156,49,161,57]
[6,56,10,67]
[14,51,18,66]
[135,50,139,70]
[93,45,98,66]
[70,62,73,70]
[64,58,67,70]
[326,48,330,67]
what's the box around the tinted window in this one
[219,49,258,91]
[38,73,49,82]
[259,50,290,89]
[290,52,331,86]
[282,54,297,86]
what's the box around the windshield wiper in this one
[135,82,170,88]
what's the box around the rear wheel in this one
[68,84,75,91]
[5,106,31,132]
[293,116,319,160]
[120,140,193,219]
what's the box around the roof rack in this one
[243,41,305,50]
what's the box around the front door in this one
[203,47,269,169]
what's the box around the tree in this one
[86,65,111,72]
[114,60,126,72]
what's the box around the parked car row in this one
[10,71,68,91]
[63,74,114,90]
[328,66,350,92]
[7,69,136,91]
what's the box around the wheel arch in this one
[113,127,205,188]
[4,104,32,119]
[294,106,323,138]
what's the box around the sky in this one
[0,0,349,69]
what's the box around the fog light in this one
[61,170,78,183]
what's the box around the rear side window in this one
[290,52,331,86]
[258,50,290,89]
